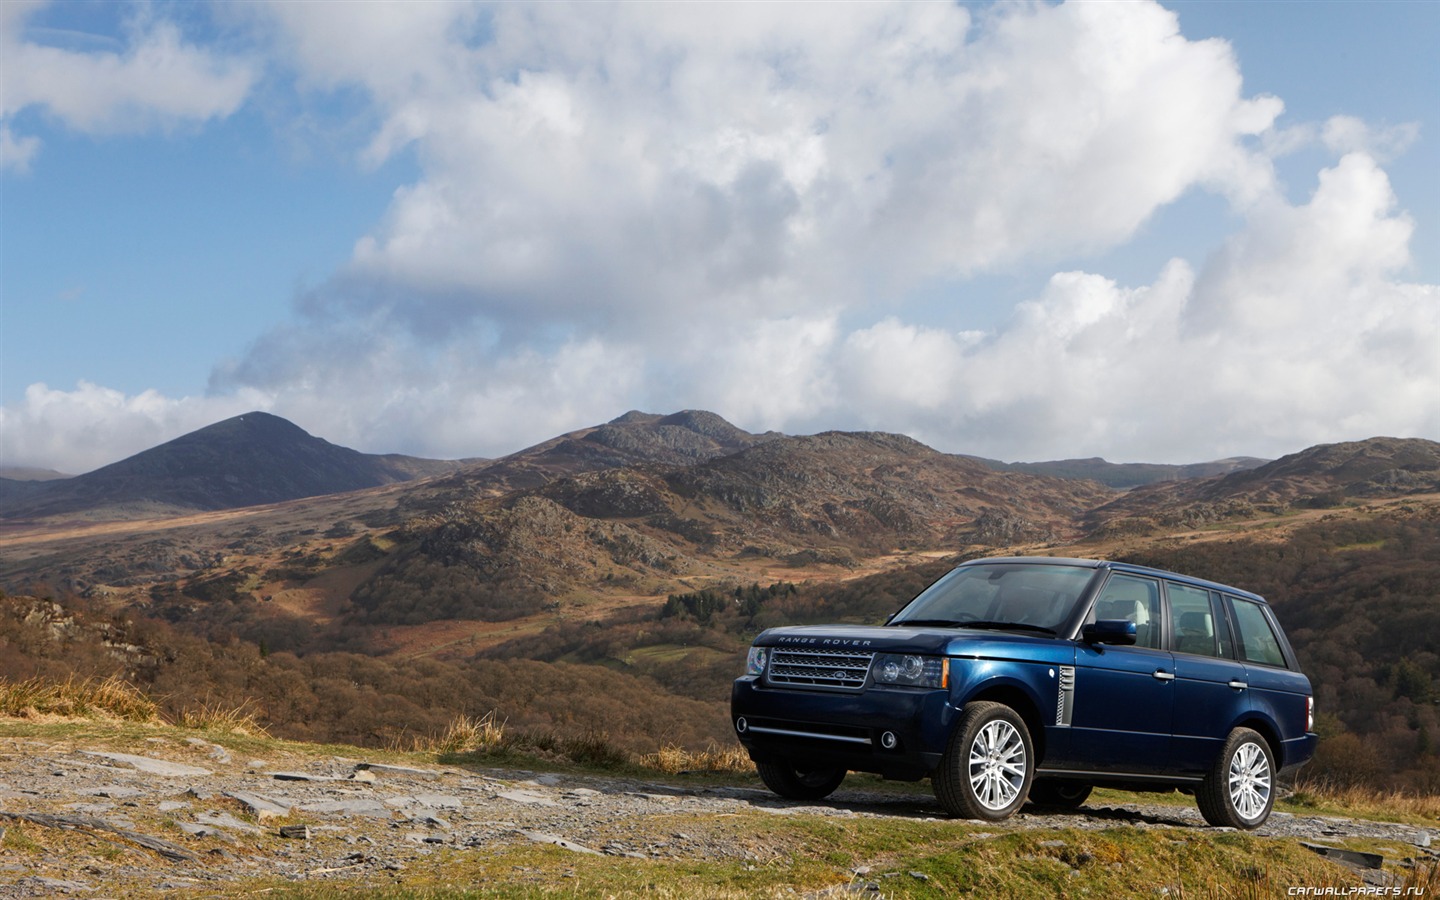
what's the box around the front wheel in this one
[934,701,1034,821]
[755,758,847,801]
[1196,727,1275,829]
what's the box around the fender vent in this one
[1057,665,1075,727]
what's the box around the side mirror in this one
[1082,619,1137,646]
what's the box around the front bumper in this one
[730,676,956,780]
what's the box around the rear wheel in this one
[755,759,847,801]
[934,701,1034,821]
[1027,778,1092,809]
[1197,727,1275,829]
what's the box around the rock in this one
[178,822,239,843]
[1301,842,1385,870]
[79,751,211,778]
[279,825,311,839]
[270,771,337,782]
[16,876,94,893]
[223,790,292,820]
[521,831,603,855]
[86,785,143,799]
[197,811,264,835]
[386,794,463,811]
[354,763,445,781]
[497,789,560,807]
[299,799,391,818]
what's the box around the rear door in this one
[1168,582,1249,776]
[1226,595,1312,766]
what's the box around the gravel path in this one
[0,735,1432,897]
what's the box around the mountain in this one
[1086,436,1440,534]
[0,467,70,481]
[344,429,1118,625]
[0,412,470,521]
[972,456,1268,489]
[423,409,781,501]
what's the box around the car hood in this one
[753,623,1056,656]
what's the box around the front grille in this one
[767,649,874,690]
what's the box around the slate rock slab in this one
[78,752,211,778]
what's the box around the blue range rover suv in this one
[731,557,1316,828]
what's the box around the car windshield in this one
[887,562,1097,634]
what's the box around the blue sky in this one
[2,0,1437,474]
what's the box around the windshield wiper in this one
[888,618,1057,635]
[888,618,969,628]
[952,620,1057,635]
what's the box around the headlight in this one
[745,646,768,677]
[872,654,948,688]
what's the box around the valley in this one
[2,411,1439,794]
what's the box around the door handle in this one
[1152,670,1175,682]
[1228,680,1248,690]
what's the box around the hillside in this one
[1,412,469,522]
[972,455,1268,489]
[3,419,1440,796]
[422,408,780,501]
[342,430,1116,625]
[1086,437,1440,534]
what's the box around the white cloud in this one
[253,0,1284,332]
[3,1,1436,472]
[1321,115,1420,162]
[826,154,1438,462]
[0,124,40,173]
[0,1,255,165]
[0,382,271,475]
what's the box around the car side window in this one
[1167,582,1221,658]
[1090,574,1162,649]
[1227,597,1287,668]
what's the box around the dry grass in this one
[174,699,271,737]
[1288,776,1440,822]
[0,675,160,723]
[640,742,753,774]
[404,711,508,754]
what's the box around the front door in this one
[1067,574,1174,775]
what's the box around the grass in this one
[173,698,271,736]
[0,674,159,723]
[149,819,1378,899]
[3,678,1436,899]
[1285,777,1440,825]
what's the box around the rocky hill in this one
[1,413,469,522]
[1086,437,1440,534]
[422,409,780,501]
[344,430,1117,624]
[973,455,1268,489]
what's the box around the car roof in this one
[957,556,1268,604]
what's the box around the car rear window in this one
[1227,597,1287,668]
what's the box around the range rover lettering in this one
[731,557,1316,828]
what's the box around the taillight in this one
[1306,695,1314,732]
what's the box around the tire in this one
[1196,727,1275,829]
[1027,778,1092,809]
[755,758,847,801]
[934,701,1034,821]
